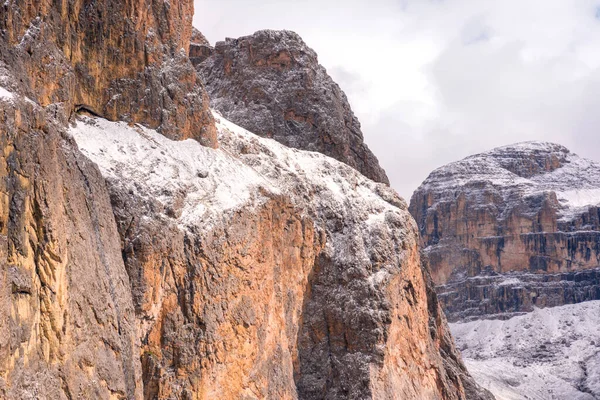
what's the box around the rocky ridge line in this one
[196,29,390,184]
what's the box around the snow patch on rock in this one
[417,141,600,222]
[451,301,600,400]
[70,116,268,230]
[69,111,409,260]
[0,86,14,102]
[556,188,600,218]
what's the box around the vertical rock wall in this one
[0,85,142,399]
[410,142,600,321]
[1,0,216,145]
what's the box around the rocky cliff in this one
[196,30,390,184]
[1,1,489,398]
[67,113,490,399]
[0,60,143,400]
[1,0,216,145]
[410,142,600,321]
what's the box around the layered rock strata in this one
[197,30,389,184]
[410,142,600,320]
[440,268,600,321]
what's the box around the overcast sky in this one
[194,0,600,199]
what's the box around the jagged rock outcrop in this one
[189,27,214,67]
[196,30,389,184]
[70,114,491,399]
[1,0,216,145]
[1,0,491,397]
[410,142,600,321]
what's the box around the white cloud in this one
[194,0,600,199]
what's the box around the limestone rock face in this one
[197,30,389,184]
[0,78,142,399]
[189,27,214,67]
[0,0,213,396]
[1,1,491,397]
[70,114,491,399]
[1,0,216,145]
[410,142,600,321]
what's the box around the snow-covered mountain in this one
[410,141,600,321]
[65,111,491,399]
[451,300,600,400]
[415,141,600,221]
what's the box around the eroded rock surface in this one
[0,73,142,400]
[1,0,216,145]
[189,27,214,67]
[441,268,600,322]
[0,0,213,396]
[70,113,491,399]
[197,30,389,184]
[410,142,600,320]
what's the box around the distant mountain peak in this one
[410,141,600,321]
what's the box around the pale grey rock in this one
[410,141,600,321]
[197,30,389,184]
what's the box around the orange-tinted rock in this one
[1,0,216,145]
[1,1,491,397]
[0,87,142,399]
[410,142,600,320]
[0,0,214,396]
[70,114,492,399]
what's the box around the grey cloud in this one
[460,16,492,45]
[328,67,369,98]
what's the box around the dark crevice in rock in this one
[74,104,104,119]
